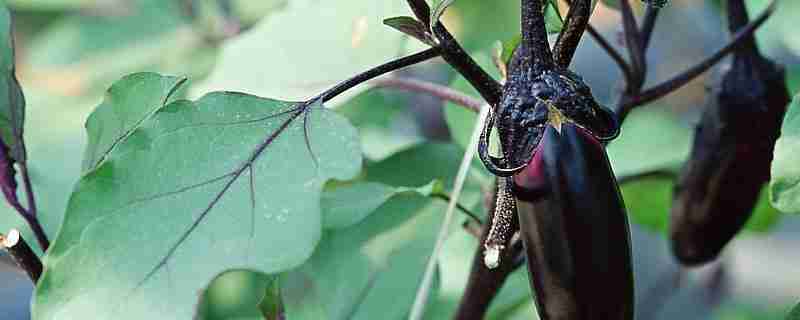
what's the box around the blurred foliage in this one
[771,96,800,214]
[0,0,798,319]
[788,302,800,320]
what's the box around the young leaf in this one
[82,73,187,172]
[34,80,361,319]
[770,95,800,213]
[0,4,26,163]
[383,16,436,47]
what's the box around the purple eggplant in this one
[512,120,634,320]
[669,0,789,266]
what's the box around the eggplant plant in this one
[1,0,799,320]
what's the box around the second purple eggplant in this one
[669,0,790,266]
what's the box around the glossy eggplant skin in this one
[513,123,634,320]
[670,2,789,266]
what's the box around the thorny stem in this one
[371,77,484,112]
[618,0,776,117]
[521,0,555,69]
[406,0,503,105]
[553,0,592,67]
[318,47,441,103]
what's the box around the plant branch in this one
[431,194,483,225]
[521,0,555,69]
[619,0,775,113]
[371,77,484,113]
[553,0,592,67]
[406,0,503,105]
[318,47,441,103]
[616,169,676,184]
[727,0,757,53]
[1,229,42,283]
[586,24,633,84]
[620,0,645,87]
[18,164,48,251]
[640,5,661,53]
[406,0,431,27]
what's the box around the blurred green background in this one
[1,0,799,319]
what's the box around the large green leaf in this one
[770,95,800,213]
[81,73,186,172]
[192,0,417,103]
[34,80,362,318]
[0,3,26,163]
[282,193,444,320]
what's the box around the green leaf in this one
[25,0,216,95]
[192,0,416,103]
[0,4,27,163]
[34,79,362,319]
[621,177,674,232]
[197,271,275,320]
[82,73,187,172]
[601,0,621,9]
[259,276,283,320]
[424,226,537,320]
[282,193,444,320]
[321,180,442,230]
[5,0,92,10]
[607,107,691,179]
[430,0,456,28]
[788,302,800,320]
[770,95,800,213]
[623,177,782,234]
[334,89,424,161]
[384,16,436,46]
